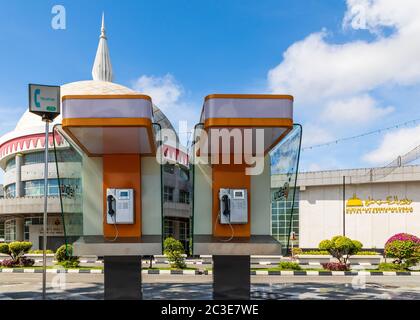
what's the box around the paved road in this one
[0,274,419,300]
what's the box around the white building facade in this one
[272,165,420,250]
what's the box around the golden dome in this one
[347,193,363,207]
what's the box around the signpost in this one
[29,84,61,300]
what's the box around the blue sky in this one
[1,0,420,183]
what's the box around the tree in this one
[0,242,34,267]
[163,237,186,269]
[55,244,80,268]
[319,236,363,265]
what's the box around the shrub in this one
[299,250,330,255]
[0,243,9,255]
[291,247,303,256]
[0,259,15,268]
[18,257,35,267]
[378,262,406,272]
[321,262,349,271]
[384,233,420,268]
[55,244,80,269]
[319,236,363,265]
[0,242,33,266]
[58,259,80,269]
[8,241,32,261]
[0,256,34,268]
[163,237,186,269]
[55,244,73,262]
[354,251,380,255]
[29,249,54,254]
[277,261,302,270]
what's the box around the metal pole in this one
[42,120,50,300]
[343,175,346,236]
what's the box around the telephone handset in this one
[106,189,134,224]
[219,188,248,224]
[222,194,230,216]
[107,194,115,217]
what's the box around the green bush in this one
[0,243,9,255]
[354,251,380,255]
[55,244,80,269]
[58,259,80,269]
[378,262,406,271]
[299,250,330,255]
[319,236,363,265]
[277,261,302,270]
[384,233,420,268]
[29,249,54,254]
[55,244,73,262]
[8,241,32,261]
[0,242,34,267]
[291,247,303,256]
[163,237,186,269]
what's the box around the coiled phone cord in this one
[109,213,119,242]
[214,212,234,242]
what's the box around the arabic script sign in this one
[346,194,413,214]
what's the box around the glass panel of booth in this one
[269,124,302,255]
[51,125,84,251]
[157,124,193,256]
[190,122,298,255]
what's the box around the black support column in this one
[104,256,142,300]
[213,255,250,300]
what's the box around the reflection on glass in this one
[270,125,302,255]
[52,126,84,241]
[162,162,193,255]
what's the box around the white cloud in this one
[321,95,394,124]
[132,74,200,146]
[132,73,183,111]
[267,0,420,103]
[301,124,333,148]
[363,125,420,165]
[266,0,420,167]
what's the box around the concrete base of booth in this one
[213,255,250,300]
[73,235,162,256]
[73,237,161,300]
[194,235,280,300]
[104,255,142,300]
[193,235,282,255]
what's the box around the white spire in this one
[92,13,113,82]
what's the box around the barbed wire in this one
[302,118,420,151]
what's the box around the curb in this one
[250,270,419,276]
[0,268,419,276]
[0,268,104,274]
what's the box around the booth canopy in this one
[198,94,294,157]
[62,93,156,156]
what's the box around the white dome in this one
[15,110,62,132]
[61,80,137,96]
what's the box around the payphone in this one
[106,188,135,224]
[219,189,248,224]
